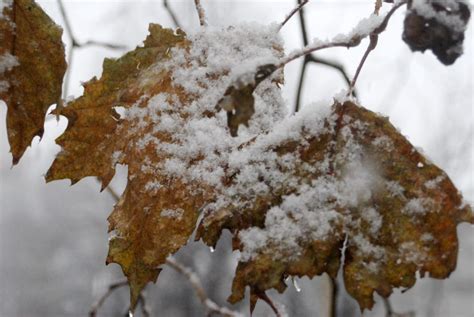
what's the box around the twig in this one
[123,292,151,317]
[328,278,338,317]
[89,279,128,317]
[348,34,378,96]
[383,298,415,317]
[165,257,242,317]
[243,0,406,113]
[163,0,181,29]
[293,0,354,113]
[103,182,120,202]
[279,0,308,30]
[375,0,383,15]
[57,0,126,98]
[194,0,208,27]
[255,291,285,317]
[278,1,406,69]
[346,0,387,95]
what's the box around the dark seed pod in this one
[402,0,471,65]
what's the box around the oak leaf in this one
[0,0,66,164]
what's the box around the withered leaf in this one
[197,101,473,310]
[45,18,471,313]
[46,23,284,310]
[0,0,66,164]
[217,64,278,137]
[403,0,470,65]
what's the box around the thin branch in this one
[163,0,181,29]
[104,182,121,202]
[383,298,394,317]
[328,278,338,317]
[57,0,126,99]
[255,291,285,317]
[278,1,406,69]
[165,257,242,317]
[194,0,208,27]
[383,298,415,317]
[293,0,354,113]
[89,279,128,317]
[348,34,378,96]
[123,292,151,317]
[279,0,309,30]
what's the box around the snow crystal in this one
[362,207,383,236]
[372,135,394,151]
[332,13,385,42]
[160,208,184,220]
[403,198,429,215]
[385,181,405,198]
[411,0,468,33]
[424,175,445,189]
[400,241,425,264]
[352,234,385,259]
[0,53,19,93]
[0,0,13,18]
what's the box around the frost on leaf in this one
[0,0,66,164]
[196,101,473,310]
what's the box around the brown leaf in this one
[217,64,278,137]
[45,18,471,312]
[0,0,66,164]
[197,101,472,310]
[46,24,191,308]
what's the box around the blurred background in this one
[0,0,472,316]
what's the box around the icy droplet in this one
[128,311,134,317]
[209,246,215,253]
[292,278,301,292]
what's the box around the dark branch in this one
[56,0,126,98]
[163,0,181,29]
[279,0,308,30]
[89,279,128,317]
[294,0,354,113]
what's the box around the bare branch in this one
[293,0,354,113]
[278,1,406,69]
[279,0,309,30]
[348,34,378,96]
[194,0,208,27]
[89,279,128,317]
[254,291,286,317]
[57,0,126,99]
[163,0,181,29]
[328,278,338,317]
[165,257,242,317]
[104,182,121,202]
[383,298,416,317]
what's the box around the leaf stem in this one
[165,257,242,317]
[194,0,208,27]
[279,0,309,31]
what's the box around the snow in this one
[410,0,468,33]
[403,198,430,215]
[0,53,19,93]
[0,0,12,18]
[332,13,385,42]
